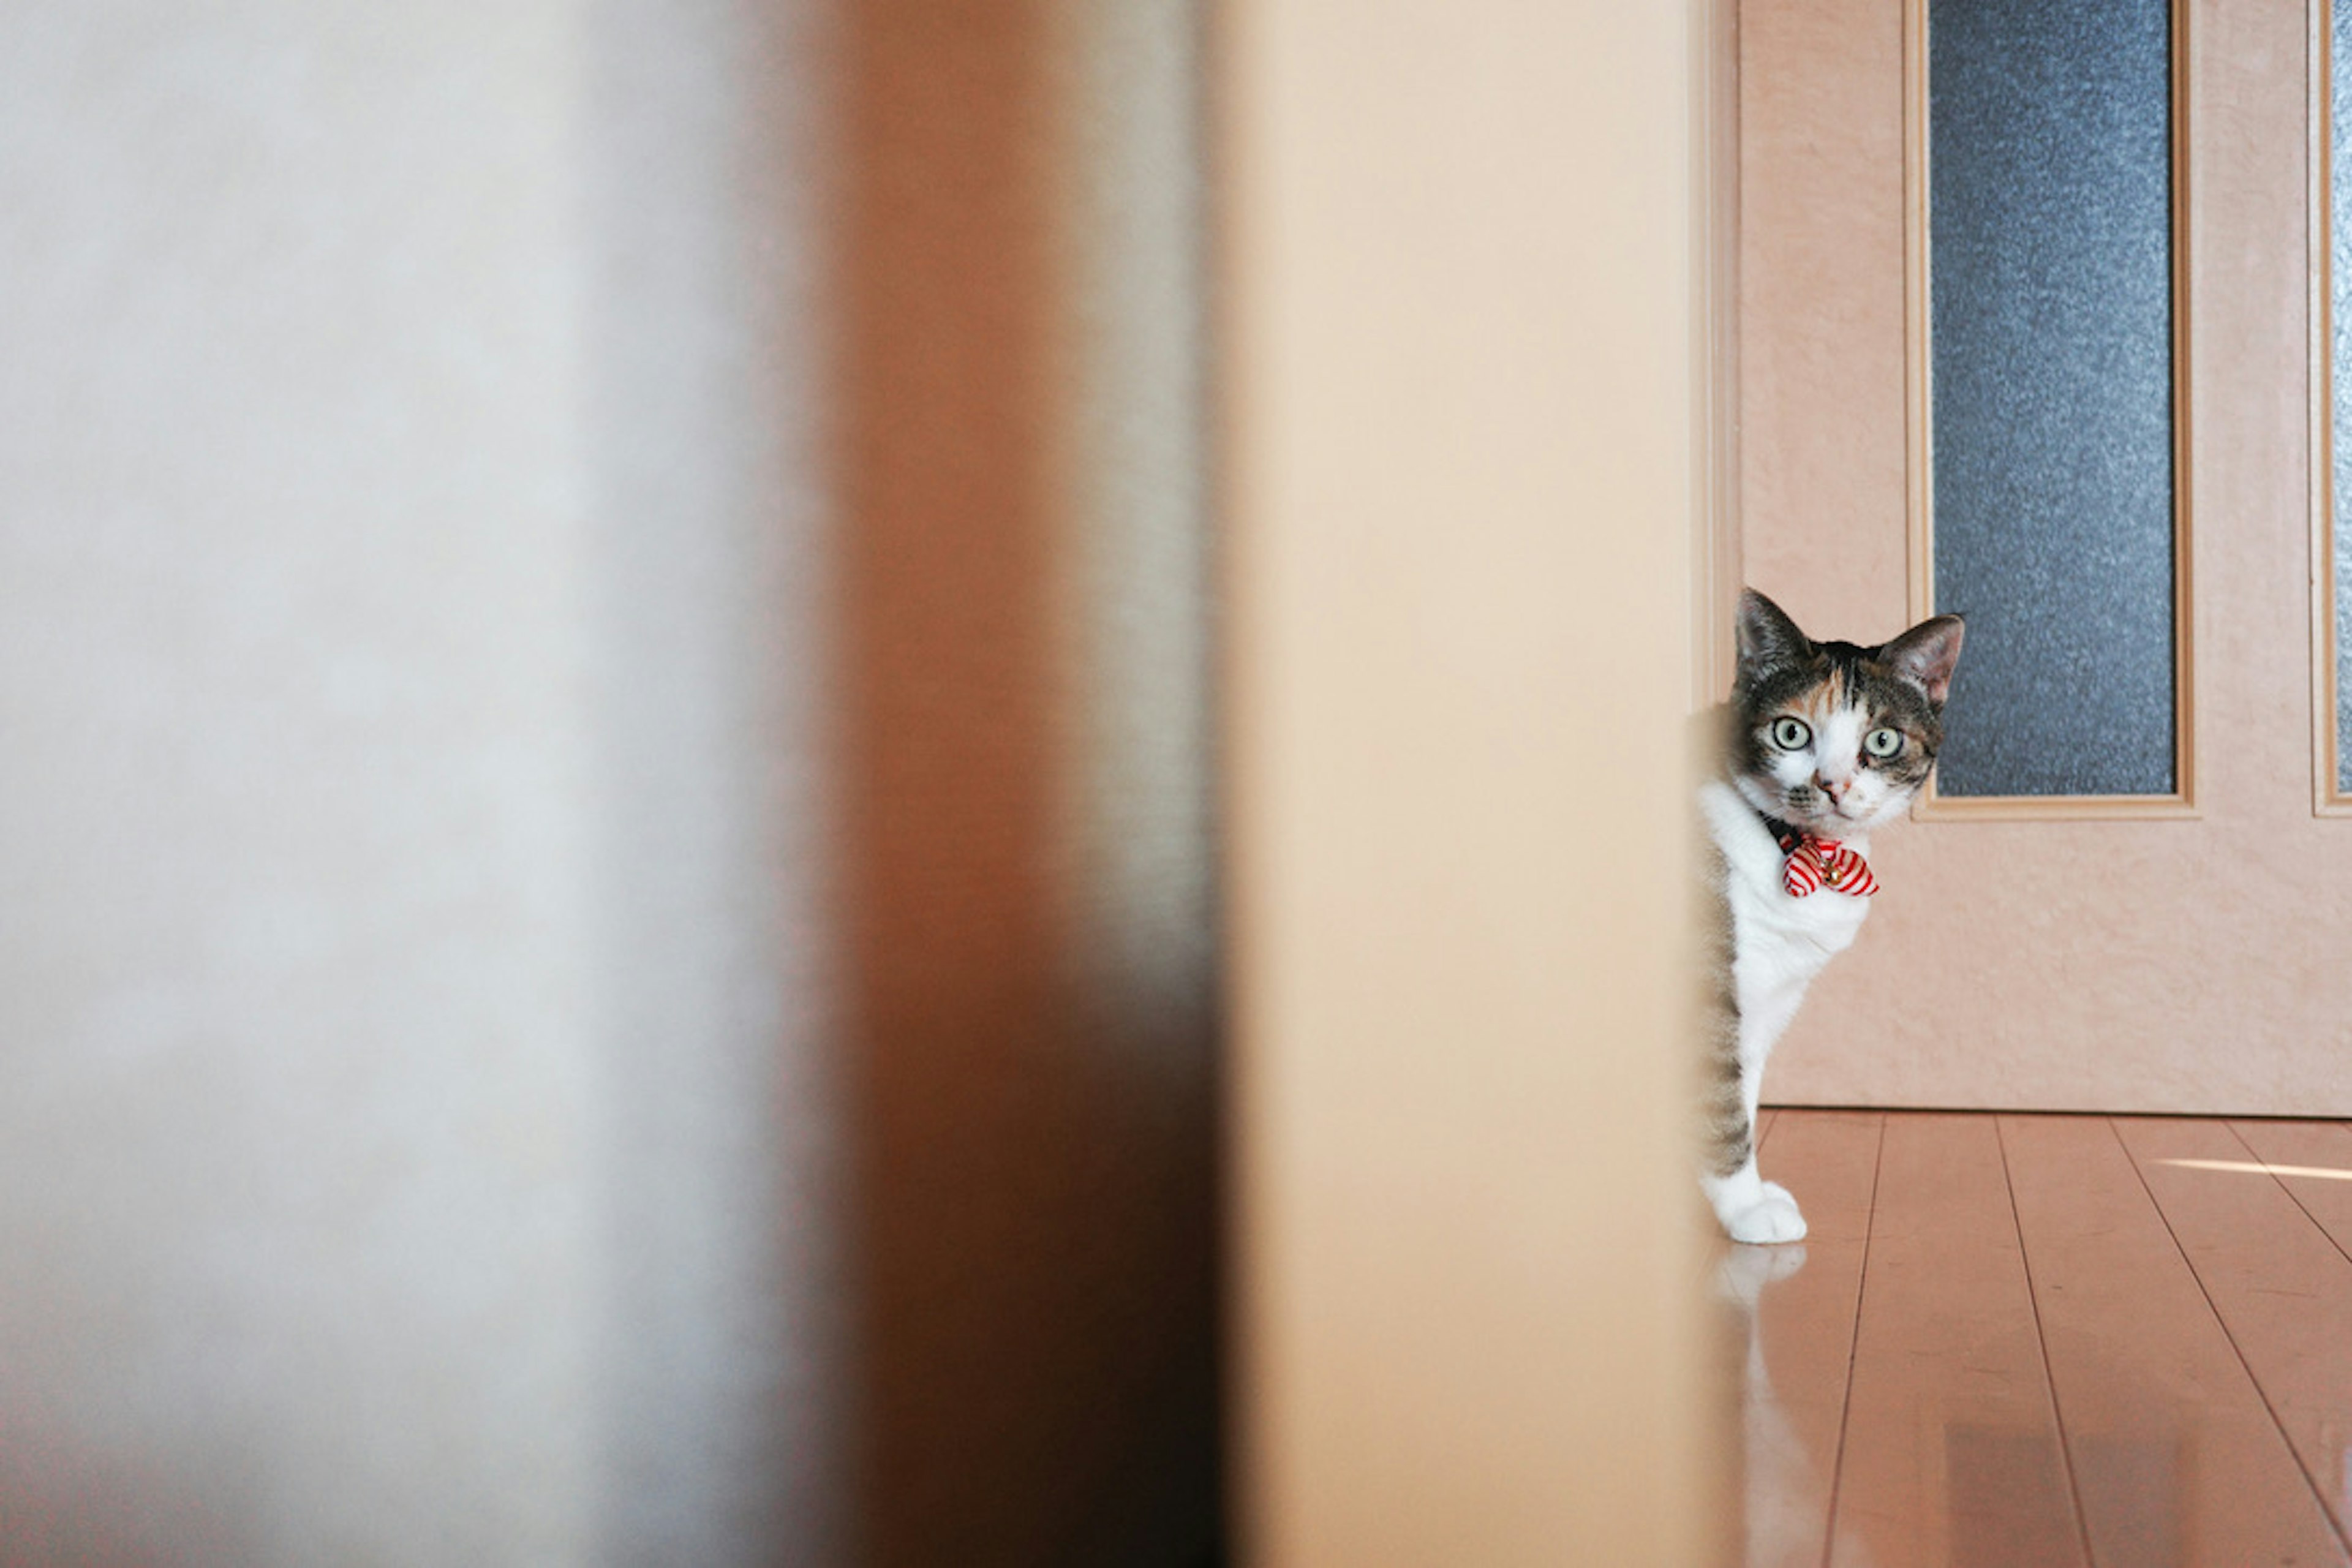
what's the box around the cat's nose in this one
[1815,774,1849,802]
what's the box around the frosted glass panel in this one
[2334,0,2352,793]
[1929,0,2176,798]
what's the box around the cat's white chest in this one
[1698,780,1873,1005]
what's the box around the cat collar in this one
[1762,816,1879,899]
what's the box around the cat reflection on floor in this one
[1695,592,1962,1243]
[1716,1243,1826,1567]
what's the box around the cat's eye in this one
[1865,727,1904,759]
[1770,717,1812,751]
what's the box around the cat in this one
[1697,590,1964,1243]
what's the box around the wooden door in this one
[1740,0,2350,1114]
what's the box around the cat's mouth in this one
[1787,797,1861,835]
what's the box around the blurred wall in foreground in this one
[0,2,1214,1564]
[1220,0,1724,1561]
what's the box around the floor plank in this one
[2228,1119,2352,1265]
[1726,1110,1879,1568]
[2001,1115,2348,1567]
[2114,1117,2352,1553]
[1828,1114,2086,1568]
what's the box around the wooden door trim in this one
[2312,0,2352,815]
[1904,0,2199,822]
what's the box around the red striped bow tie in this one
[1770,823,1879,899]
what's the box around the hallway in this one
[1728,1110,2352,1566]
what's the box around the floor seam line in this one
[2109,1114,2352,1559]
[1817,1110,1882,1568]
[1996,1114,2096,1567]
[2223,1120,2352,1272]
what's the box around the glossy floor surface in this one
[1723,1110,2352,1567]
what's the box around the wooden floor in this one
[1723,1109,2352,1568]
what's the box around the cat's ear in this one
[1880,614,1966,707]
[1735,589,1813,679]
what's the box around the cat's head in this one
[1727,589,1965,840]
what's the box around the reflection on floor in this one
[1721,1110,2352,1568]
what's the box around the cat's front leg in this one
[1699,920,1808,1244]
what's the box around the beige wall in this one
[1222,2,1724,1561]
[1741,0,2346,1114]
[0,4,1218,1563]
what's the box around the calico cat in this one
[1698,590,1964,1243]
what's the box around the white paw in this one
[1724,1181,1807,1245]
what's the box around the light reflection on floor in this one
[2155,1156,2352,1182]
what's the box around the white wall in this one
[0,5,833,1561]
